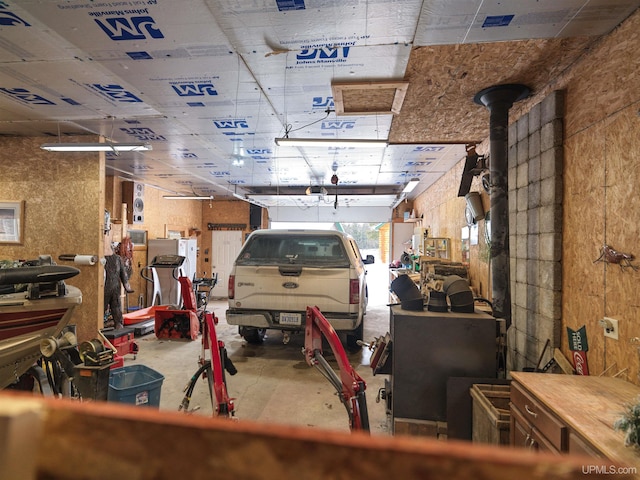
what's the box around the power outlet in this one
[602,317,619,340]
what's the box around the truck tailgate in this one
[232,265,352,311]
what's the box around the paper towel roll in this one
[74,255,97,266]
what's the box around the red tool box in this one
[103,327,139,359]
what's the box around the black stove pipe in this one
[474,84,530,329]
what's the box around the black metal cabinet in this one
[389,306,497,428]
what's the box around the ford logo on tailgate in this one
[282,282,298,289]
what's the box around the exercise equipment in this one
[141,254,186,307]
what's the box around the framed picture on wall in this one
[0,201,24,244]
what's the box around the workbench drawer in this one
[511,402,560,454]
[569,432,604,459]
[511,381,567,451]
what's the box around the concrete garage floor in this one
[124,258,393,435]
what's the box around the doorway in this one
[210,230,243,298]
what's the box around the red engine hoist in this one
[303,305,369,431]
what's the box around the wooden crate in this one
[470,384,511,445]
[394,418,447,439]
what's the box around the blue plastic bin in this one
[107,364,164,407]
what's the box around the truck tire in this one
[241,327,266,344]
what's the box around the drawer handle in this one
[525,434,536,450]
[524,404,538,418]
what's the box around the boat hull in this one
[0,285,82,389]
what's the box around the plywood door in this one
[211,230,243,297]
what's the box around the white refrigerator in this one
[147,238,197,306]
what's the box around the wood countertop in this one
[511,372,640,469]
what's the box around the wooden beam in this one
[0,391,629,480]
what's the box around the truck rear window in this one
[236,234,350,267]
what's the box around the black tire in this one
[7,366,53,396]
[242,327,266,344]
[347,321,364,349]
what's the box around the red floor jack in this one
[303,306,369,432]
[102,308,139,367]
[179,276,237,417]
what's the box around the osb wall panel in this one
[0,136,104,343]
[602,109,640,382]
[104,175,117,218]
[142,186,203,245]
[563,10,640,140]
[394,36,595,144]
[502,9,640,149]
[411,153,492,298]
[564,106,640,382]
[561,11,640,382]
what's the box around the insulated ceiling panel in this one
[207,0,423,52]
[0,1,637,220]
[0,60,162,121]
[414,0,640,45]
[248,43,412,97]
[15,1,231,59]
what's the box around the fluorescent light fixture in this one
[402,178,420,194]
[163,195,214,200]
[274,137,387,148]
[41,142,152,152]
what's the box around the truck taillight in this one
[349,279,359,304]
[228,275,235,299]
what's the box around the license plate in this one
[280,312,301,326]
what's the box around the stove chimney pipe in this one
[474,84,530,329]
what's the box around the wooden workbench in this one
[511,372,640,471]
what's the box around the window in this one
[236,234,349,267]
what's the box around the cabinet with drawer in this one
[511,380,567,452]
[510,372,640,469]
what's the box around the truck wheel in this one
[242,327,266,344]
[347,321,363,350]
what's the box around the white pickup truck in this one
[226,229,374,347]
